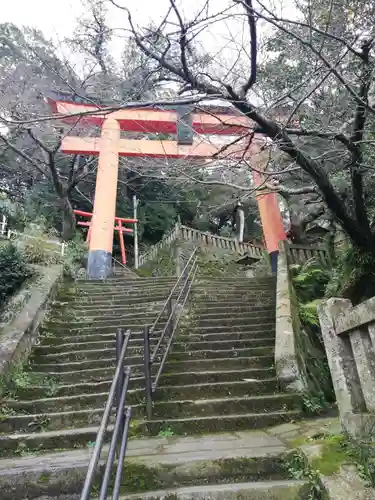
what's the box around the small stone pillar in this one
[318,298,368,434]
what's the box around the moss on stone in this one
[310,435,349,476]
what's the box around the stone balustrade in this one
[318,297,375,436]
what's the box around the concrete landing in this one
[119,480,308,499]
[0,430,290,500]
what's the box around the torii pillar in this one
[87,118,120,279]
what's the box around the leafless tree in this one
[107,0,375,253]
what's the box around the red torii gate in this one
[50,99,286,279]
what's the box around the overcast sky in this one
[2,0,295,51]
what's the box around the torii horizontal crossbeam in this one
[49,99,253,136]
[61,136,262,159]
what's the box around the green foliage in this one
[325,244,375,303]
[0,243,32,308]
[62,236,87,278]
[286,450,325,499]
[292,258,330,303]
[291,258,334,412]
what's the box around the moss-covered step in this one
[0,393,301,434]
[53,294,171,308]
[164,355,275,373]
[178,331,275,343]
[180,329,275,342]
[4,378,280,414]
[34,336,156,354]
[43,314,160,330]
[0,429,293,497]
[28,366,275,387]
[172,338,275,351]
[167,346,274,361]
[28,357,145,373]
[191,304,276,314]
[116,480,310,499]
[187,323,275,334]
[194,315,275,329]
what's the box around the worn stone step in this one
[189,322,275,334]
[191,309,275,321]
[117,480,308,500]
[6,379,279,414]
[193,288,275,296]
[168,346,274,361]
[0,410,300,456]
[165,355,275,373]
[0,393,301,434]
[51,303,164,319]
[40,326,275,347]
[30,357,144,373]
[29,366,275,386]
[62,285,176,298]
[32,354,274,375]
[38,330,149,345]
[0,430,291,496]
[52,295,170,308]
[44,313,163,330]
[35,337,153,353]
[35,337,273,356]
[40,323,165,335]
[174,338,274,351]
[144,410,301,436]
[180,330,275,342]
[31,347,146,363]
[195,315,275,328]
[191,303,276,314]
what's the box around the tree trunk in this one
[61,196,76,241]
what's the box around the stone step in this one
[6,379,280,414]
[20,367,276,391]
[0,394,301,434]
[50,304,164,319]
[52,295,170,308]
[41,320,275,337]
[194,314,275,328]
[63,285,176,298]
[117,480,308,500]
[44,313,165,329]
[191,308,275,320]
[39,326,275,346]
[32,345,273,363]
[191,303,276,314]
[31,354,274,375]
[180,330,275,342]
[0,429,292,497]
[0,410,300,456]
[35,337,274,355]
[188,323,275,334]
[144,410,301,436]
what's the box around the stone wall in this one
[0,265,63,394]
[275,241,304,391]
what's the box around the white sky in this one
[2,0,296,60]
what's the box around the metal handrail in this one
[143,248,198,418]
[80,329,132,500]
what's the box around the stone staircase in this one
[0,273,306,499]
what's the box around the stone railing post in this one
[275,241,304,391]
[318,298,369,434]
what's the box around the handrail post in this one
[143,325,153,420]
[116,329,125,413]
[115,329,126,458]
[167,298,175,337]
